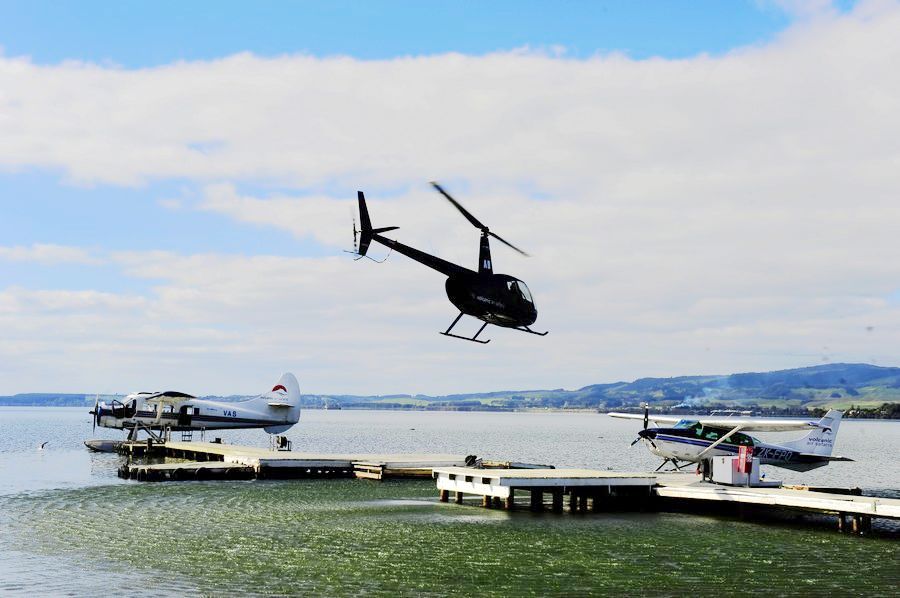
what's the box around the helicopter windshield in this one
[507,280,534,305]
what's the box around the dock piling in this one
[552,490,563,513]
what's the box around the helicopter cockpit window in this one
[508,280,534,304]
[517,281,533,303]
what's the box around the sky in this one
[1,0,898,396]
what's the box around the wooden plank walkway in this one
[433,467,656,511]
[433,467,899,533]
[117,440,474,481]
[654,476,900,519]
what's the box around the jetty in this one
[116,440,476,481]
[111,439,900,535]
[433,467,900,535]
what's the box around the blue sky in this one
[4,0,899,396]
[1,1,800,66]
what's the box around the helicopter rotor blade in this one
[488,231,529,257]
[431,181,531,257]
[430,182,486,231]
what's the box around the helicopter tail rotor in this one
[355,191,398,257]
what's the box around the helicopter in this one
[353,182,547,343]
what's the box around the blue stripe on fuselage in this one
[655,434,741,453]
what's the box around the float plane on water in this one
[609,408,852,472]
[86,373,301,450]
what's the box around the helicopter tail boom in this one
[356,191,398,256]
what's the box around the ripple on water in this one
[0,479,897,596]
[2,409,899,595]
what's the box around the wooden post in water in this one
[492,496,502,509]
[578,495,587,513]
[530,490,543,512]
[439,489,449,503]
[569,492,577,513]
[482,495,492,508]
[552,490,563,513]
[837,513,846,532]
[505,489,515,510]
[455,491,464,504]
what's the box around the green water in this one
[5,479,898,596]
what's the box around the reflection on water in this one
[1,408,898,595]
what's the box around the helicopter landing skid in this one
[511,325,549,336]
[439,313,491,344]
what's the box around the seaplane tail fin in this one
[781,409,843,456]
[264,373,301,405]
[262,373,301,434]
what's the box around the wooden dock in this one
[653,473,900,534]
[117,440,474,481]
[110,439,899,535]
[433,467,656,512]
[434,467,900,534]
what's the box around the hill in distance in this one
[3,363,899,416]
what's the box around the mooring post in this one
[852,515,861,534]
[569,492,577,513]
[482,495,492,508]
[505,489,515,510]
[439,489,449,503]
[837,513,846,532]
[552,490,563,513]
[578,495,587,512]
[455,491,464,504]
[530,490,543,512]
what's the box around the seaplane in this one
[85,373,301,451]
[609,407,852,472]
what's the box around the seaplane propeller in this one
[630,403,654,447]
[90,394,99,433]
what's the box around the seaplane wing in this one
[607,412,820,432]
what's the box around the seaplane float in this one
[610,408,852,472]
[85,373,301,452]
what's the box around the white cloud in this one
[0,244,101,265]
[1,2,900,394]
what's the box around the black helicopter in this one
[353,182,547,343]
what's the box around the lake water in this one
[1,407,898,595]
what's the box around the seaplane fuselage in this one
[92,373,301,436]
[612,409,851,472]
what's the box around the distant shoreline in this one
[2,404,899,420]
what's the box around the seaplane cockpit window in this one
[673,420,694,429]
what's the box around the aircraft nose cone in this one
[638,429,657,440]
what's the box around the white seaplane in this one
[85,373,301,451]
[609,407,852,472]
